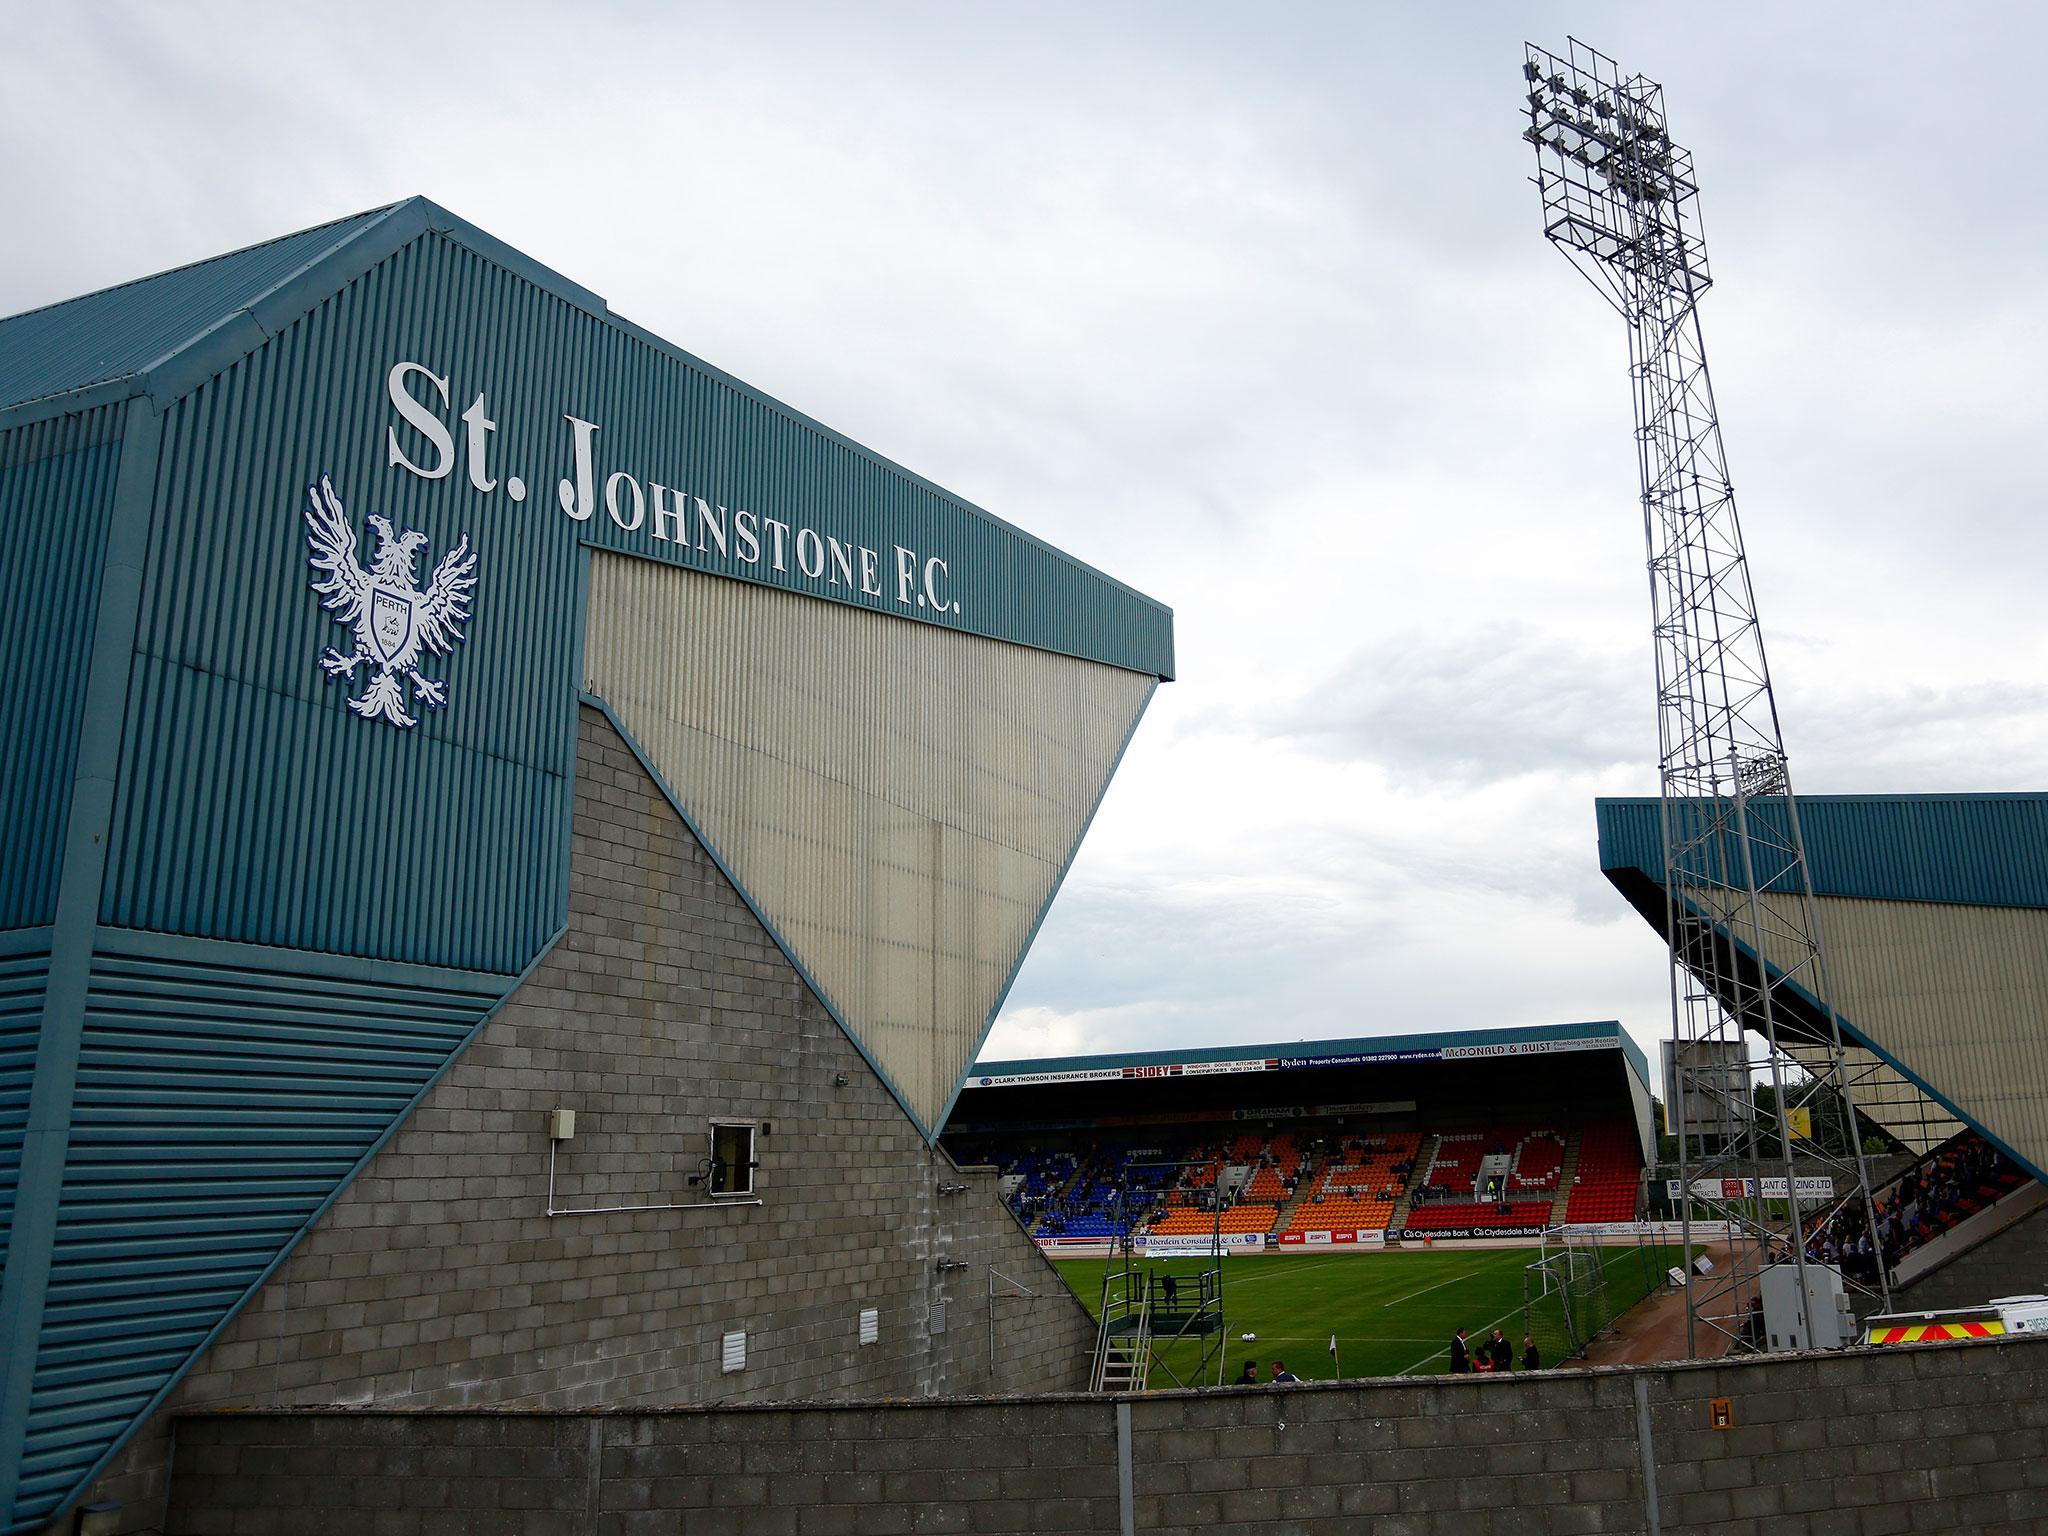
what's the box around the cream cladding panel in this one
[1752,893,2048,1171]
[584,552,1154,1132]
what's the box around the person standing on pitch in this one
[1449,1328,1470,1373]
[1270,1360,1301,1384]
[1487,1328,1513,1371]
[1236,1360,1260,1386]
[1521,1335,1542,1371]
[1162,1273,1178,1310]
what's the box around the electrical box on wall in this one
[548,1108,577,1141]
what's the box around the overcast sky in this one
[6,4,2044,1074]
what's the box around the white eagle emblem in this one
[303,475,478,728]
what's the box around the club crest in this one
[303,475,478,728]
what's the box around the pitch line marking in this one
[1222,1256,1352,1288]
[1381,1268,1484,1307]
[1227,1333,1447,1345]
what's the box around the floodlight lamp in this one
[1549,73,1565,91]
[1524,60,1541,82]
[1528,91,1545,109]
[1572,86,1591,107]
[1595,100,1614,120]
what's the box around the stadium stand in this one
[952,1022,1657,1246]
[1243,1132,1303,1203]
[966,1112,1647,1243]
[1510,1131,1565,1192]
[1287,1131,1420,1236]
[1805,1128,2029,1281]
[1416,1130,1495,1202]
[1564,1121,1641,1222]
[983,1122,1654,1245]
[1403,1198,1554,1231]
[1149,1203,1280,1235]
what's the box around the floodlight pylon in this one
[1520,37,1894,1354]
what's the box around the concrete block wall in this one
[68,706,1094,1531]
[163,1333,2048,1535]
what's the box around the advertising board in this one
[1663,1176,1835,1201]
[1141,1233,1265,1257]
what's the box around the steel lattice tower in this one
[1520,38,1892,1353]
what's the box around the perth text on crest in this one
[303,475,478,728]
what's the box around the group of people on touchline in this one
[1229,1326,1542,1385]
[1448,1326,1540,1373]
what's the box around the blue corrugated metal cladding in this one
[0,208,392,415]
[1597,794,2048,911]
[14,937,505,1522]
[0,199,1177,1530]
[0,942,49,1287]
[0,407,125,931]
[100,237,583,973]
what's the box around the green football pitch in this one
[1052,1242,1687,1385]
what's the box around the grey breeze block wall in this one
[72,705,1095,1532]
[165,1332,2048,1536]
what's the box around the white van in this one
[1861,1294,2048,1345]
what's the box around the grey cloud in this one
[1273,624,1646,784]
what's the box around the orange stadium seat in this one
[1286,1131,1420,1236]
[1149,1204,1278,1235]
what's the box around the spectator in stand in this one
[1236,1360,1259,1386]
[1449,1328,1470,1373]
[1270,1361,1300,1384]
[1521,1336,1541,1371]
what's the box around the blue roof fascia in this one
[139,201,426,408]
[970,1019,1633,1081]
[1597,793,2048,911]
[0,205,401,416]
[417,200,608,318]
[599,307,1177,667]
[0,198,604,428]
[0,377,146,435]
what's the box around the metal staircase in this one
[1092,1271,1151,1392]
[1387,1133,1437,1237]
[1271,1153,1320,1233]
